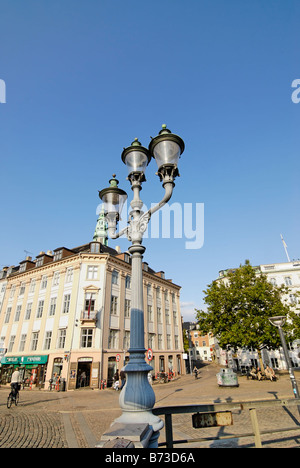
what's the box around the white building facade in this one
[217,261,300,371]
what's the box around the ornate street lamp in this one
[98,125,185,447]
[269,316,300,408]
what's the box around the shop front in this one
[68,356,100,390]
[0,355,48,388]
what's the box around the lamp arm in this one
[141,181,174,222]
[108,225,129,240]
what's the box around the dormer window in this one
[19,263,26,273]
[90,242,100,254]
[36,257,44,268]
[53,250,63,262]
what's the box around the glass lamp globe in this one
[98,175,128,216]
[121,138,151,176]
[148,124,185,170]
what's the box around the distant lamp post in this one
[98,125,185,448]
[269,316,300,403]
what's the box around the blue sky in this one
[0,0,299,321]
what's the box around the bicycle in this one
[7,385,20,409]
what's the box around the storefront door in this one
[76,362,91,388]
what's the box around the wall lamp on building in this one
[269,316,300,407]
[98,125,185,447]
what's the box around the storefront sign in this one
[1,356,20,365]
[1,355,48,366]
[20,355,48,365]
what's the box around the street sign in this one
[192,411,233,428]
[147,348,153,361]
[116,354,121,362]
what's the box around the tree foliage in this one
[195,261,298,352]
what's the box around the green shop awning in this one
[1,355,48,365]
[21,355,48,365]
[1,356,21,365]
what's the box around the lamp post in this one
[269,316,300,405]
[99,125,185,447]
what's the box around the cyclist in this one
[10,367,22,400]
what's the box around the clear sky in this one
[0,0,299,321]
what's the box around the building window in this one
[36,300,44,319]
[158,334,163,350]
[175,336,179,349]
[62,294,71,314]
[65,268,73,283]
[19,334,27,352]
[87,265,98,280]
[5,307,12,324]
[25,303,32,320]
[53,271,60,287]
[57,329,66,349]
[108,330,118,349]
[123,331,130,350]
[147,305,153,322]
[125,275,131,289]
[157,307,162,323]
[14,305,22,322]
[29,279,36,293]
[84,293,96,313]
[284,277,292,286]
[289,294,298,305]
[8,335,15,352]
[19,282,26,296]
[148,333,155,349]
[173,309,178,325]
[270,277,277,286]
[41,275,48,290]
[112,270,119,285]
[31,332,39,351]
[81,329,93,348]
[36,257,44,268]
[124,299,131,318]
[49,297,57,316]
[44,331,52,350]
[90,242,100,253]
[167,334,171,349]
[110,296,118,315]
[53,250,63,262]
[10,285,16,299]
[165,309,170,324]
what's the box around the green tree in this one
[195,261,297,369]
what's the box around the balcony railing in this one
[80,310,97,322]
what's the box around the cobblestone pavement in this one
[0,364,299,448]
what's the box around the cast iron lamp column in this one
[269,316,300,406]
[99,125,185,447]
